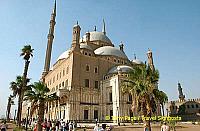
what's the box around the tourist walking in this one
[0,121,7,131]
[161,122,170,131]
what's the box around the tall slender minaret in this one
[178,82,185,101]
[102,19,106,35]
[42,0,56,78]
[71,21,81,51]
[147,48,155,71]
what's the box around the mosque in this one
[167,83,200,121]
[22,1,158,123]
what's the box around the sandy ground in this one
[1,122,200,131]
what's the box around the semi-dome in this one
[132,59,143,65]
[80,43,92,50]
[107,65,133,74]
[94,46,128,59]
[57,50,70,61]
[81,31,112,44]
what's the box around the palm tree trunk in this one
[37,100,45,131]
[6,98,11,121]
[18,60,30,126]
[17,89,22,126]
[162,103,164,116]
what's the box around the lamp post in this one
[25,107,30,131]
[117,107,120,126]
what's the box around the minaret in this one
[102,19,106,35]
[71,21,81,51]
[178,82,185,101]
[147,48,155,71]
[42,0,56,78]
[119,42,124,52]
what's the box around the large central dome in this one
[94,46,128,59]
[81,31,112,44]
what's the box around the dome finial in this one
[102,19,106,35]
[94,26,97,31]
[76,21,79,25]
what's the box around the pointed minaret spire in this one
[52,0,56,14]
[102,19,106,35]
[42,0,56,78]
[178,82,185,101]
[134,54,137,59]
[94,26,97,31]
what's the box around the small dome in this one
[132,59,143,65]
[80,43,92,50]
[107,65,133,74]
[57,50,70,61]
[81,31,112,44]
[94,46,128,59]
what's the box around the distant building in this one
[167,83,200,121]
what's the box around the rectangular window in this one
[85,79,89,87]
[94,110,98,119]
[128,94,132,102]
[109,93,112,102]
[95,81,99,88]
[62,81,65,87]
[65,79,68,88]
[94,67,98,73]
[53,76,55,83]
[84,110,88,120]
[66,66,69,74]
[63,69,65,76]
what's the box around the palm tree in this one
[10,76,31,126]
[19,45,34,126]
[6,95,14,121]
[121,64,160,131]
[24,81,58,131]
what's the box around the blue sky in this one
[0,0,200,117]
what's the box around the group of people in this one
[38,119,77,131]
[93,124,113,131]
[143,122,170,131]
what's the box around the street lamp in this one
[25,107,30,131]
[117,107,120,126]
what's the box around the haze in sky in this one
[0,0,200,117]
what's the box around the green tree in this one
[121,64,159,131]
[19,45,34,126]
[24,81,58,131]
[10,76,31,125]
[153,90,168,116]
[6,95,14,121]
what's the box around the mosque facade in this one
[22,1,159,123]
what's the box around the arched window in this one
[86,65,90,71]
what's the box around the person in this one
[33,121,37,131]
[69,121,73,131]
[46,120,52,131]
[64,122,69,131]
[60,121,65,131]
[0,121,7,131]
[93,124,100,131]
[143,123,148,131]
[161,122,170,131]
[55,120,60,131]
